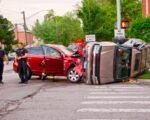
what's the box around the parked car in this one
[13,44,82,83]
[8,48,17,61]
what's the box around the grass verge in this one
[137,70,150,79]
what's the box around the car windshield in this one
[68,44,82,51]
[68,44,79,50]
[58,46,73,55]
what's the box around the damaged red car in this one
[13,44,83,83]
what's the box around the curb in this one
[137,79,150,85]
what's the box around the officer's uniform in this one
[0,48,6,83]
[16,48,28,83]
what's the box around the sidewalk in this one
[3,61,13,73]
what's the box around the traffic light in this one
[121,20,129,29]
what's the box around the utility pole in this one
[116,0,121,30]
[21,11,28,45]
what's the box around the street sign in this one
[114,29,125,38]
[85,35,96,42]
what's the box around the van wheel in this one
[67,68,81,83]
[26,67,32,80]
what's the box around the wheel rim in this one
[68,70,80,82]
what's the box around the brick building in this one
[14,24,33,45]
[142,0,150,17]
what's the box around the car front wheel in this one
[67,68,81,83]
[26,67,32,80]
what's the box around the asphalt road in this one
[1,62,150,120]
[0,62,46,119]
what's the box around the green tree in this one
[33,19,56,43]
[44,9,55,21]
[121,0,142,21]
[98,0,115,4]
[99,0,142,38]
[77,0,116,41]
[99,0,142,21]
[77,0,142,41]
[33,11,83,46]
[121,0,142,37]
[0,15,14,53]
[129,17,150,43]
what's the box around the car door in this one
[42,46,64,75]
[27,46,45,75]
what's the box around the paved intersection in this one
[77,84,150,120]
[1,63,150,120]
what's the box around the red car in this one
[68,43,84,57]
[13,44,82,83]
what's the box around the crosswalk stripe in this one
[94,86,144,89]
[89,92,148,95]
[82,101,150,104]
[89,89,147,92]
[77,108,150,113]
[78,119,124,120]
[86,96,150,99]
[77,85,150,120]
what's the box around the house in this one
[14,24,33,45]
[142,0,150,17]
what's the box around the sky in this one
[0,0,81,29]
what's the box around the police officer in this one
[16,42,28,84]
[0,41,9,84]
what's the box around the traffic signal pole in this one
[113,0,126,44]
[116,0,121,30]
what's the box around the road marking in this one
[77,108,150,113]
[89,89,147,92]
[78,119,124,120]
[94,86,143,89]
[89,92,149,95]
[89,89,113,92]
[86,96,150,99]
[82,101,150,104]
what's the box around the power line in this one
[26,9,49,20]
